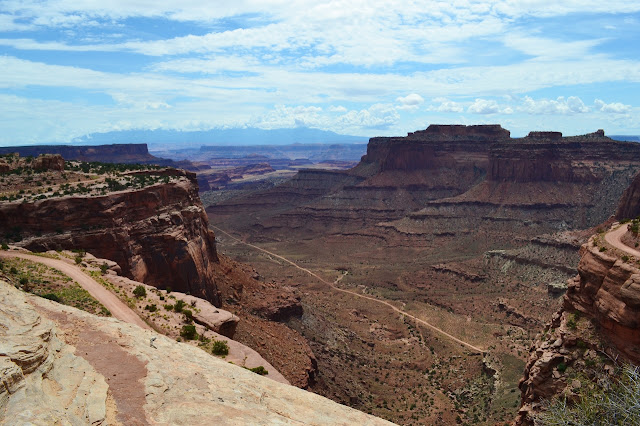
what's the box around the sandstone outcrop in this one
[31,154,65,172]
[516,230,640,424]
[0,169,223,306]
[0,281,392,425]
[615,170,640,220]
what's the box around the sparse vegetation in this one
[174,299,186,313]
[247,366,268,375]
[211,339,229,356]
[536,365,640,425]
[180,324,197,340]
[133,285,147,298]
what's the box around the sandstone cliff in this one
[0,143,159,164]
[0,169,223,306]
[0,280,392,425]
[210,126,640,244]
[516,229,640,424]
[615,170,640,220]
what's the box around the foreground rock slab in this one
[0,281,393,425]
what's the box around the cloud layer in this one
[0,1,639,143]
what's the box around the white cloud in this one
[520,96,590,115]
[502,34,606,60]
[329,105,347,112]
[428,98,464,113]
[594,99,631,114]
[396,93,424,111]
[467,98,500,114]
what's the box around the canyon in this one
[3,123,640,424]
[0,154,317,390]
[206,125,640,424]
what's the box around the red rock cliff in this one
[615,171,640,220]
[516,232,640,424]
[0,169,222,306]
[489,131,640,183]
[361,124,508,172]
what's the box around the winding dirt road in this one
[604,223,640,258]
[0,251,151,330]
[211,225,485,354]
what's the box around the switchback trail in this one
[604,223,640,258]
[211,225,485,354]
[0,251,151,330]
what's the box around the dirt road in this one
[0,251,151,330]
[604,223,640,258]
[211,225,485,354]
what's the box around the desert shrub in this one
[556,362,567,373]
[1,243,8,250]
[174,299,186,313]
[536,365,640,426]
[182,309,193,322]
[248,366,268,376]
[100,263,109,274]
[163,304,173,311]
[74,256,82,264]
[19,276,28,285]
[211,339,229,356]
[10,266,18,274]
[180,324,197,340]
[133,285,147,298]
[599,246,607,252]
[41,293,61,302]
[144,304,157,312]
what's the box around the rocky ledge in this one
[0,169,223,306]
[0,280,392,425]
[516,230,640,424]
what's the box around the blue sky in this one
[0,1,639,144]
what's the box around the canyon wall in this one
[0,143,161,164]
[211,125,640,246]
[516,233,640,424]
[0,169,223,306]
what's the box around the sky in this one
[0,0,639,145]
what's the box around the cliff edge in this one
[0,280,391,425]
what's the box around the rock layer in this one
[0,169,223,306]
[0,281,392,425]
[516,232,640,424]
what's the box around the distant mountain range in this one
[611,135,640,142]
[73,128,368,147]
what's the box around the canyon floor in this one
[207,214,574,425]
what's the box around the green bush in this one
[41,293,61,302]
[144,304,157,312]
[556,362,567,373]
[163,304,173,311]
[180,324,197,340]
[1,243,8,250]
[100,263,109,274]
[133,285,147,298]
[212,339,229,356]
[248,366,268,375]
[182,309,193,322]
[19,276,28,285]
[174,299,186,313]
